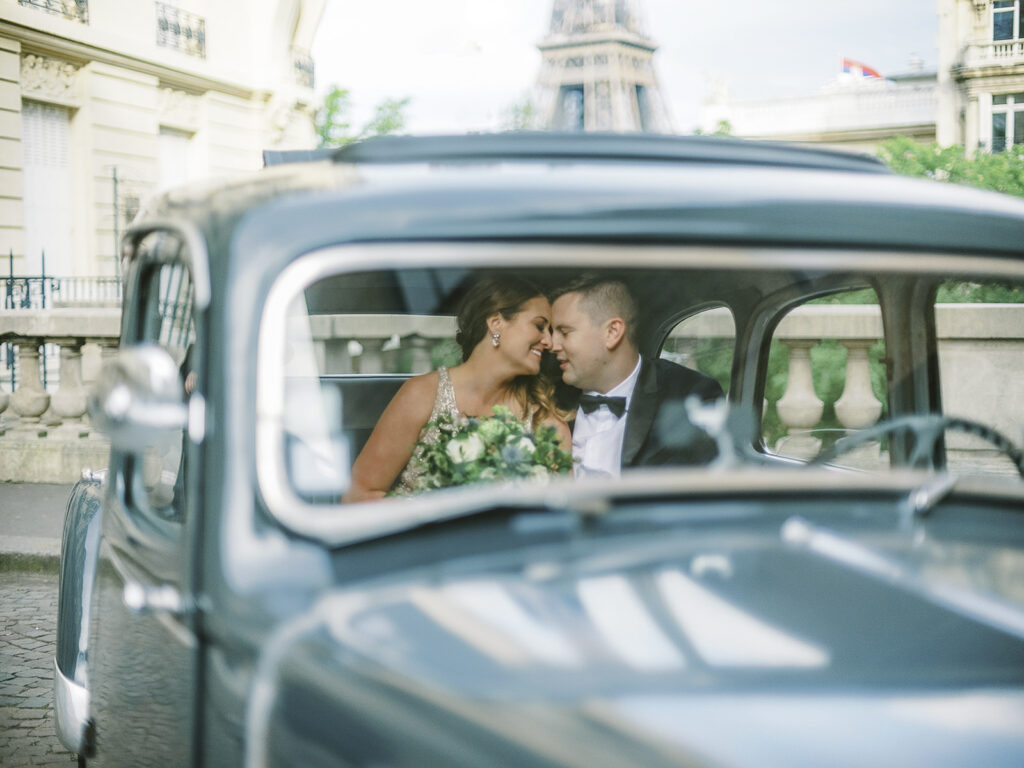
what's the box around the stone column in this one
[10,340,50,432]
[834,341,882,429]
[50,339,89,436]
[356,337,385,374]
[774,341,824,457]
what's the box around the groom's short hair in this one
[553,274,637,347]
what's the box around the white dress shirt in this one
[572,357,642,478]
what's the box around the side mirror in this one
[89,344,188,453]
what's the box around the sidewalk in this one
[0,482,76,572]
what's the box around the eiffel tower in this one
[535,0,672,133]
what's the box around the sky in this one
[311,0,939,135]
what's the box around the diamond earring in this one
[491,332,500,347]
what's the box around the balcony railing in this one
[156,2,206,59]
[17,0,88,24]
[961,39,1024,69]
[1,305,1021,482]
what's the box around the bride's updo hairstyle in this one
[454,275,569,428]
[455,275,545,361]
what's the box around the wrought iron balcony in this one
[156,2,206,59]
[17,0,88,24]
[293,48,315,89]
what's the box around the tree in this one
[877,135,1024,198]
[315,85,411,148]
[500,92,543,131]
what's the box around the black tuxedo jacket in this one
[563,356,725,469]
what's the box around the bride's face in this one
[496,296,553,375]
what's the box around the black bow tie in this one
[578,394,627,418]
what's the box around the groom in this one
[550,275,724,477]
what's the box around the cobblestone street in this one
[0,570,76,766]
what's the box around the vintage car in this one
[55,133,1024,766]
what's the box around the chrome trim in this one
[53,659,89,754]
[123,217,212,310]
[255,243,1024,545]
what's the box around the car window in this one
[936,279,1024,478]
[660,306,734,396]
[129,246,196,519]
[764,288,887,470]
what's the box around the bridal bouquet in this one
[404,405,573,492]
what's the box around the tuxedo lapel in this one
[621,357,658,467]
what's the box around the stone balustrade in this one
[2,305,1021,481]
[0,308,120,481]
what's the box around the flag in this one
[841,58,883,79]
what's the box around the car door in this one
[86,230,201,766]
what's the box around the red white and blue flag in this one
[841,58,883,79]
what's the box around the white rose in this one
[506,435,535,455]
[529,465,550,482]
[446,434,485,463]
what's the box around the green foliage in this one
[693,338,733,394]
[877,135,1024,198]
[316,85,411,148]
[431,339,463,369]
[395,405,573,494]
[936,280,1024,303]
[694,120,733,137]
[501,92,543,131]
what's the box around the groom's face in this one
[551,292,607,392]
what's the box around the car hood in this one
[252,514,1024,767]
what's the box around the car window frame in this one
[255,242,1024,545]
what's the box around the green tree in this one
[877,135,1024,198]
[315,85,411,148]
[500,92,543,131]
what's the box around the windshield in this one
[255,244,1024,541]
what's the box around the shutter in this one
[21,101,73,277]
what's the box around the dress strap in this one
[433,366,460,421]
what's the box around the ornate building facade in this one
[702,1,1024,156]
[1,0,324,280]
[938,0,1024,153]
[535,0,671,133]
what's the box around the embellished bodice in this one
[391,367,536,496]
[392,367,463,495]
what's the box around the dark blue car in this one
[56,133,1024,766]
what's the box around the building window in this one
[156,2,206,59]
[993,0,1023,41]
[21,101,73,277]
[158,127,193,192]
[992,92,1024,152]
[17,0,88,24]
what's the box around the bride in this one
[343,275,572,502]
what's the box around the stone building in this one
[938,0,1024,153]
[0,0,324,283]
[535,0,672,133]
[698,64,938,154]
[701,1,1024,155]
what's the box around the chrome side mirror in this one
[89,344,188,453]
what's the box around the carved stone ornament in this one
[158,88,200,131]
[20,54,80,105]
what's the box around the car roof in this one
[134,132,1024,292]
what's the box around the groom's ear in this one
[604,317,626,350]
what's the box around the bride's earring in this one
[491,331,500,348]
